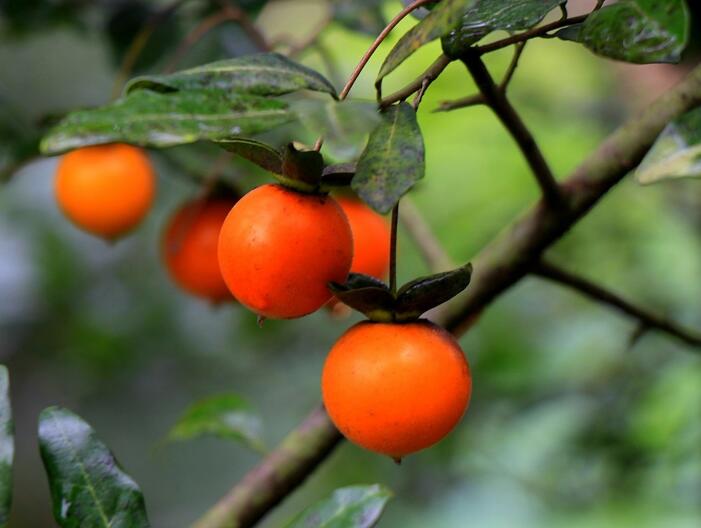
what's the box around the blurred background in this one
[1,0,701,526]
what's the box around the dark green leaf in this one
[168,394,265,453]
[442,0,565,57]
[285,484,393,528]
[556,0,690,64]
[216,137,283,174]
[280,144,325,189]
[396,262,472,320]
[328,284,396,322]
[38,407,150,528]
[333,0,387,36]
[636,106,701,184]
[0,367,13,528]
[352,102,425,214]
[40,90,293,155]
[126,53,338,98]
[377,0,476,81]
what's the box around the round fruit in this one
[218,184,353,319]
[55,144,155,239]
[322,320,471,459]
[337,196,390,280]
[163,197,235,303]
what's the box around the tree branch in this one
[445,63,701,338]
[192,52,701,528]
[461,50,563,207]
[380,54,452,108]
[532,260,701,347]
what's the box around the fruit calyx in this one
[329,262,473,323]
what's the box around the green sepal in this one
[395,263,472,322]
[329,264,473,322]
[273,143,325,193]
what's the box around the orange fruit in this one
[322,320,471,459]
[163,197,235,303]
[337,196,390,280]
[218,184,353,319]
[55,144,155,239]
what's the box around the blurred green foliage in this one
[0,1,700,527]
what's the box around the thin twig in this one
[532,261,701,347]
[380,54,452,108]
[436,43,524,112]
[313,0,437,151]
[461,50,563,208]
[338,0,438,101]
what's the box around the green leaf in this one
[377,0,476,82]
[126,53,338,98]
[395,263,472,321]
[279,143,325,190]
[636,107,701,184]
[0,367,13,528]
[40,89,293,155]
[286,484,393,528]
[38,407,150,528]
[216,137,283,174]
[352,102,425,214]
[442,0,565,57]
[167,394,265,453]
[556,0,690,64]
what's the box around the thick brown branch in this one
[532,260,701,347]
[445,64,701,338]
[461,51,563,207]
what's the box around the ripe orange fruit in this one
[55,144,155,239]
[322,320,471,459]
[337,196,390,280]
[218,184,353,319]
[163,197,235,303]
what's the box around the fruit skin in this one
[322,320,471,458]
[218,184,353,319]
[337,196,390,280]
[55,144,155,239]
[163,198,235,303]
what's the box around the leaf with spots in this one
[285,484,393,528]
[40,89,293,155]
[352,102,424,214]
[556,0,690,64]
[126,53,337,98]
[38,406,150,528]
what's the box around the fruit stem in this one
[389,203,399,296]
